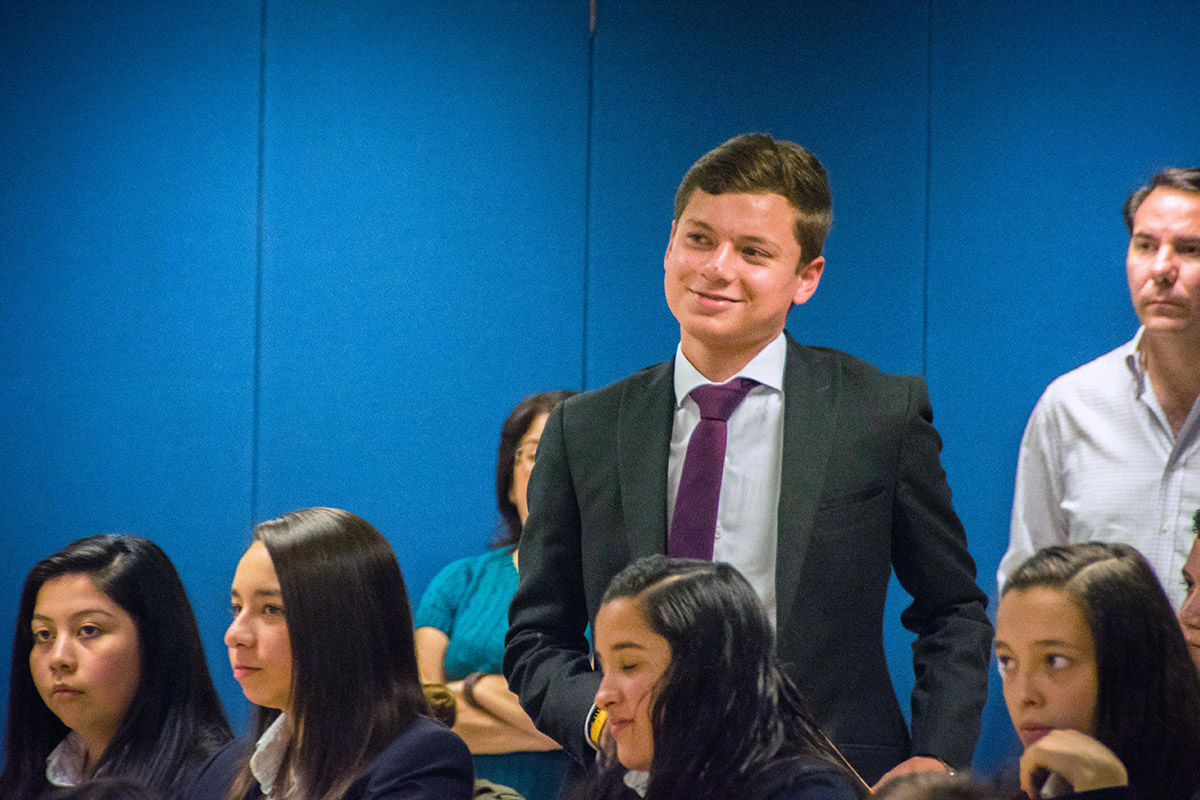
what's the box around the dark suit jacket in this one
[503,334,992,784]
[181,716,473,800]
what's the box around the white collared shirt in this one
[250,713,297,799]
[668,333,787,624]
[623,769,650,797]
[1001,328,1200,608]
[45,731,87,787]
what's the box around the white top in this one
[668,332,787,624]
[1000,329,1200,608]
[250,713,297,799]
[45,731,87,787]
[623,769,650,797]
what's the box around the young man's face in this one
[664,190,823,368]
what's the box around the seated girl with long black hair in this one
[995,542,1200,799]
[589,555,868,800]
[185,507,473,800]
[0,535,232,799]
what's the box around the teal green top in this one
[416,547,569,800]
[416,547,517,680]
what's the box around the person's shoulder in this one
[178,738,249,800]
[363,716,473,786]
[562,359,674,410]
[380,713,470,753]
[550,360,674,445]
[447,548,508,574]
[1034,337,1136,411]
[791,342,924,412]
[791,339,912,385]
[1042,338,1134,394]
[429,547,508,585]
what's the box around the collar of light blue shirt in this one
[673,332,787,407]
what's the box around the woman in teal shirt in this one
[416,391,575,800]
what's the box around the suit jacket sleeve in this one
[503,400,601,763]
[890,376,993,768]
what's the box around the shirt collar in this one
[623,770,650,797]
[45,731,87,787]
[673,332,787,406]
[251,713,294,798]
[1123,326,1148,396]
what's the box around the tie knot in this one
[689,378,757,422]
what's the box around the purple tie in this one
[668,378,757,560]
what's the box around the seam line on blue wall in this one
[581,0,596,391]
[250,0,267,525]
[921,0,933,378]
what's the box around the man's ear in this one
[792,255,825,305]
[664,220,678,268]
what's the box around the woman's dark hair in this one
[494,390,576,548]
[0,535,231,800]
[1004,542,1200,800]
[591,556,866,800]
[226,508,427,800]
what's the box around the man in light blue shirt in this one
[1001,168,1200,607]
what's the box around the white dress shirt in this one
[45,731,87,787]
[1000,329,1200,608]
[250,713,297,799]
[668,333,787,624]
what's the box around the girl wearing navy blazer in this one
[186,507,473,800]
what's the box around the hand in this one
[1019,729,1128,797]
[872,755,949,791]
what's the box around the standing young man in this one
[504,134,992,786]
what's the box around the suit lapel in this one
[617,360,675,559]
[775,335,838,634]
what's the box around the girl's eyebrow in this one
[33,608,116,622]
[230,588,282,599]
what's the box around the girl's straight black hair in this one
[1,535,231,800]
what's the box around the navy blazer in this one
[182,716,473,800]
[503,333,993,785]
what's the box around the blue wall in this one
[3,0,1197,773]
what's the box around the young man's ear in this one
[792,255,825,306]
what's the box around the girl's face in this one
[995,586,1099,748]
[509,412,549,527]
[593,597,672,772]
[226,541,293,712]
[29,573,141,759]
